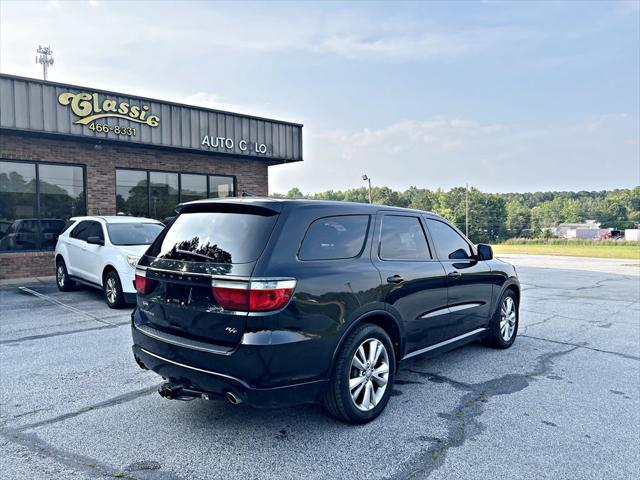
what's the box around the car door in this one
[424,218,494,337]
[372,213,450,355]
[66,221,92,277]
[80,221,105,285]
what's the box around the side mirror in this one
[87,236,104,246]
[477,243,493,261]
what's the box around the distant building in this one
[625,229,640,241]
[556,220,602,239]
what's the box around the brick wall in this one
[0,251,54,280]
[0,131,270,279]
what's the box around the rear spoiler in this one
[175,199,282,216]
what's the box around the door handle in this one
[447,271,461,280]
[386,275,404,284]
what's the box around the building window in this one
[116,169,235,221]
[150,171,179,221]
[180,174,207,203]
[116,169,147,217]
[0,160,86,252]
[209,175,234,198]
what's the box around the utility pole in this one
[465,183,469,237]
[35,45,54,80]
[362,175,372,204]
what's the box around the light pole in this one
[362,175,372,204]
[465,183,469,237]
[35,45,54,80]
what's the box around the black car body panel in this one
[131,198,519,408]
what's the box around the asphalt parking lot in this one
[1,255,639,480]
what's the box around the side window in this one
[70,221,91,241]
[426,219,472,260]
[298,215,370,260]
[379,215,430,261]
[85,222,104,240]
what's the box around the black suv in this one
[131,198,519,423]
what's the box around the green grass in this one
[493,241,640,260]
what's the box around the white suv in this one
[54,216,164,308]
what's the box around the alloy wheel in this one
[105,277,117,304]
[57,265,65,287]
[349,338,390,411]
[499,296,517,341]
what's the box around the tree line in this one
[273,186,640,243]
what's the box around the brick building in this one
[0,73,303,279]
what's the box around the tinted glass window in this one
[116,169,147,217]
[209,176,234,198]
[39,164,86,249]
[71,221,92,241]
[380,215,430,261]
[0,161,37,251]
[299,215,369,260]
[85,222,104,241]
[0,161,86,252]
[426,219,472,260]
[150,171,179,221]
[180,174,207,203]
[108,223,164,246]
[147,211,278,264]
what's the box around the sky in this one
[0,0,638,194]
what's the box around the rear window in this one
[298,215,370,260]
[108,223,164,246]
[147,211,277,264]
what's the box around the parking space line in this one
[18,287,120,326]
[0,321,130,345]
[13,385,158,432]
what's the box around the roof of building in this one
[558,222,601,229]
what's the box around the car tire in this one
[483,289,519,349]
[103,270,125,309]
[55,259,75,292]
[323,324,396,424]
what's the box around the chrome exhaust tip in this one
[226,391,242,405]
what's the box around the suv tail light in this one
[135,269,156,295]
[211,278,296,312]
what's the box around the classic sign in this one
[57,91,161,127]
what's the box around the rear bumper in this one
[131,308,333,408]
[132,345,328,408]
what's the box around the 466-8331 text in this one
[88,123,137,136]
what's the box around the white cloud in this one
[269,114,640,194]
[188,22,537,62]
[182,92,271,119]
[0,2,542,68]
[312,32,471,61]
